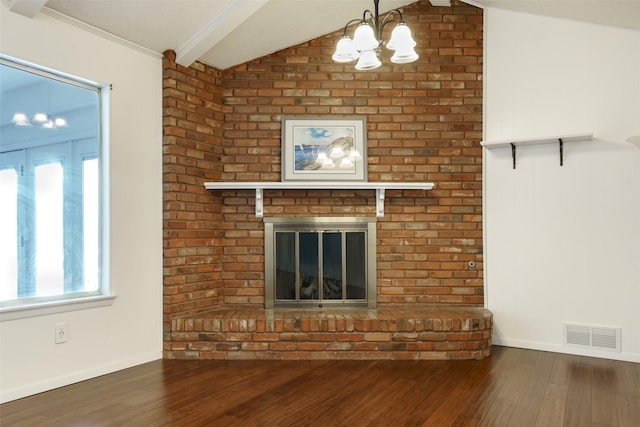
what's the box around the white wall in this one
[484,8,640,361]
[0,9,163,401]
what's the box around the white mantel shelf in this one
[204,181,435,218]
[481,132,593,168]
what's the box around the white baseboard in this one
[492,337,640,363]
[0,351,162,404]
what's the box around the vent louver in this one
[564,323,621,352]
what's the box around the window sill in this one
[0,295,116,322]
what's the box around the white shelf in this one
[480,132,593,168]
[204,181,435,217]
[480,132,592,149]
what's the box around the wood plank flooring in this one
[1,346,639,426]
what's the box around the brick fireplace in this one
[163,1,489,360]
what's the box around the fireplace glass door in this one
[265,218,376,308]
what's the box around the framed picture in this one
[281,116,367,182]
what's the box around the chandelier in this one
[11,112,68,129]
[10,83,68,129]
[332,0,418,70]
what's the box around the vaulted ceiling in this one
[3,0,639,70]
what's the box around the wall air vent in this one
[564,323,621,352]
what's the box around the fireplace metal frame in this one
[264,217,377,309]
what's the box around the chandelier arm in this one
[362,9,374,22]
[380,9,404,28]
[341,18,366,36]
[379,15,403,35]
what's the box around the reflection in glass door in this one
[34,162,64,296]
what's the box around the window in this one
[0,56,108,313]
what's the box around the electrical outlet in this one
[55,323,68,344]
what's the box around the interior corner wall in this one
[483,8,640,361]
[0,10,163,402]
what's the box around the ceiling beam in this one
[4,0,47,18]
[175,0,269,67]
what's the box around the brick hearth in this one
[166,307,492,360]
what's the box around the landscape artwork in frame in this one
[281,116,367,182]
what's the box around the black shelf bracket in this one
[511,143,516,169]
[559,138,564,166]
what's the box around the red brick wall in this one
[163,55,226,323]
[163,0,483,326]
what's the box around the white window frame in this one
[0,55,114,321]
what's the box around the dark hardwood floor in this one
[2,346,639,426]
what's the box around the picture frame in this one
[281,116,367,182]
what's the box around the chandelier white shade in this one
[355,50,382,71]
[332,37,359,63]
[32,112,48,122]
[386,23,413,50]
[11,112,30,126]
[353,23,379,51]
[332,0,418,70]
